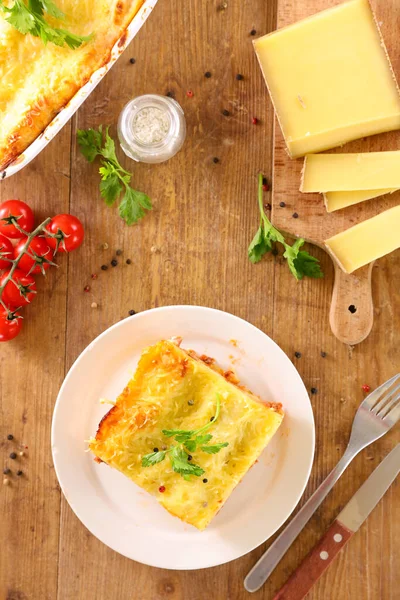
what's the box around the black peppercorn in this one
[204,71,211,78]
[128,309,136,316]
[321,351,327,358]
[111,259,118,267]
[17,470,23,476]
[236,73,244,81]
[294,351,302,359]
[213,157,219,164]
[166,91,174,98]
[222,109,230,116]
[129,58,136,64]
[116,249,122,256]
[101,265,108,271]
[3,468,10,475]
[9,452,17,460]
[126,259,132,264]
[271,247,279,256]
[7,434,13,440]
[153,447,159,453]
[250,29,256,36]
[188,455,193,461]
[279,201,286,208]
[292,212,299,219]
[311,387,318,395]
[203,478,208,483]
[210,416,215,422]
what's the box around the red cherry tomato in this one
[0,233,14,269]
[15,236,53,275]
[0,307,22,341]
[0,269,36,307]
[45,214,84,253]
[0,200,34,239]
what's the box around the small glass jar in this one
[117,94,186,164]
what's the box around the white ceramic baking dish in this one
[0,0,158,180]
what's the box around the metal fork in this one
[244,373,400,593]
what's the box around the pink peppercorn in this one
[252,117,258,125]
[362,384,371,393]
[186,90,194,98]
[159,485,166,493]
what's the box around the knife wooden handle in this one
[272,520,353,600]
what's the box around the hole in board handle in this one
[348,305,357,314]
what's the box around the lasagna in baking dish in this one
[0,0,143,170]
[89,339,284,530]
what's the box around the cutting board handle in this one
[329,263,374,345]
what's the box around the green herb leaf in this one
[119,187,152,226]
[248,174,323,280]
[77,125,152,225]
[0,0,92,48]
[76,128,102,162]
[283,238,324,281]
[183,439,197,452]
[99,166,123,206]
[174,432,194,443]
[200,443,229,454]
[194,434,213,445]
[142,450,167,467]
[169,446,205,477]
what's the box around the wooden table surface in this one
[1,1,399,599]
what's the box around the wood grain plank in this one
[57,1,277,599]
[0,125,71,600]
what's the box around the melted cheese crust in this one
[0,0,143,169]
[89,340,284,530]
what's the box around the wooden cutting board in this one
[271,0,400,345]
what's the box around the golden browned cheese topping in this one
[89,340,284,530]
[0,0,143,169]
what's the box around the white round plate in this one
[52,306,315,570]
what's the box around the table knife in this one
[270,444,400,600]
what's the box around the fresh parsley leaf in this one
[141,450,167,467]
[174,432,194,443]
[200,443,229,454]
[77,125,152,225]
[194,434,213,445]
[283,238,324,281]
[0,0,92,48]
[248,226,272,264]
[169,446,205,477]
[119,187,152,226]
[184,439,197,452]
[248,173,323,280]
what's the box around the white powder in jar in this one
[132,107,170,144]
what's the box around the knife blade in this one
[271,444,400,600]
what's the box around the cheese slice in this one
[302,152,400,192]
[325,205,400,273]
[324,189,397,212]
[253,0,400,158]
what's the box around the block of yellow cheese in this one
[254,0,400,158]
[301,151,400,192]
[324,189,398,212]
[325,205,400,273]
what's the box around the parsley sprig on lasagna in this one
[0,0,93,49]
[142,394,229,480]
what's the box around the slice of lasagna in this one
[0,0,144,170]
[89,339,284,530]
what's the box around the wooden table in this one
[1,1,399,599]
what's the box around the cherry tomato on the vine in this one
[0,308,22,341]
[15,236,53,275]
[0,269,36,308]
[0,200,34,239]
[45,214,84,253]
[0,233,14,269]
